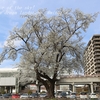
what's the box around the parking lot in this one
[0,92,100,100]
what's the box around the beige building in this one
[84,34,100,75]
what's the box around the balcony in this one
[96,71,100,75]
[94,48,100,52]
[95,60,100,63]
[95,62,100,66]
[94,52,100,56]
[94,57,100,61]
[93,36,100,41]
[93,43,100,48]
[95,66,100,70]
[96,69,100,73]
[93,42,100,45]
[95,63,100,66]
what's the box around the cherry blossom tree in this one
[0,8,98,97]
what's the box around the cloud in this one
[4,39,22,47]
[0,0,36,16]
[0,0,17,7]
[0,42,3,48]
[0,38,22,49]
[0,0,17,16]
[0,59,17,68]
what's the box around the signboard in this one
[29,84,37,90]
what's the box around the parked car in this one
[12,94,20,99]
[89,93,98,99]
[66,91,72,98]
[2,93,12,98]
[66,94,71,98]
[70,92,76,98]
[39,93,47,98]
[61,92,67,98]
[29,93,38,98]
[20,93,29,99]
[0,94,3,98]
[80,92,88,99]
[57,93,62,98]
[55,93,58,98]
[56,92,67,98]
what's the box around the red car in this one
[12,94,20,99]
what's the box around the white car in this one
[20,93,29,99]
[80,92,88,99]
[89,93,98,98]
[57,93,62,98]
[39,93,47,98]
[70,92,76,98]
[0,94,3,98]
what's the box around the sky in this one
[0,0,100,68]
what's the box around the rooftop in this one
[0,68,18,73]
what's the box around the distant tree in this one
[0,8,98,98]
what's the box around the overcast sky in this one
[0,0,100,68]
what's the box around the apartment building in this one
[84,34,100,75]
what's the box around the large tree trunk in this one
[45,80,55,98]
[36,69,56,98]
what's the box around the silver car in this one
[89,93,98,99]
[0,94,3,98]
[80,92,88,99]
[70,92,76,99]
[20,93,29,99]
[39,93,47,98]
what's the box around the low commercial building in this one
[0,68,18,93]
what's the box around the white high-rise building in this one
[84,34,100,75]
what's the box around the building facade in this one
[84,34,100,75]
[0,68,18,93]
